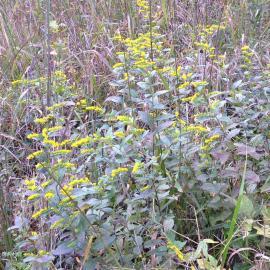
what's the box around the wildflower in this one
[113,62,124,69]
[186,125,208,133]
[27,150,44,160]
[80,148,94,154]
[27,133,40,140]
[47,102,65,111]
[60,185,73,196]
[85,106,104,113]
[181,73,192,81]
[167,240,184,261]
[25,179,36,186]
[69,177,90,187]
[59,139,71,146]
[71,137,91,148]
[141,185,150,192]
[178,82,189,89]
[47,126,63,133]
[132,162,142,174]
[27,193,40,201]
[114,131,125,138]
[35,115,54,125]
[38,250,49,256]
[41,180,52,188]
[44,191,55,199]
[204,134,220,144]
[32,208,48,219]
[43,139,59,147]
[116,115,133,124]
[131,128,145,135]
[50,218,64,229]
[111,167,128,178]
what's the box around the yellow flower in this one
[85,106,104,113]
[50,218,64,229]
[113,62,124,69]
[204,134,220,144]
[32,208,48,219]
[114,131,125,138]
[27,133,40,140]
[60,185,73,196]
[27,193,40,201]
[132,162,142,174]
[47,126,63,133]
[43,139,59,147]
[25,179,36,186]
[167,240,184,261]
[27,150,44,160]
[41,180,52,188]
[35,115,54,125]
[116,115,133,124]
[71,137,91,148]
[69,177,90,187]
[44,191,55,199]
[186,125,208,133]
[111,167,128,178]
[80,148,94,154]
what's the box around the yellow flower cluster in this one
[25,179,37,191]
[69,177,90,187]
[114,131,125,138]
[44,191,55,199]
[201,134,221,151]
[71,137,91,147]
[27,150,44,160]
[85,106,104,113]
[116,115,133,124]
[181,93,200,103]
[35,115,54,125]
[50,218,64,229]
[167,240,184,261]
[27,133,40,140]
[186,125,208,133]
[132,162,142,174]
[137,0,149,16]
[32,207,48,219]
[241,45,253,66]
[111,167,128,178]
[27,193,40,201]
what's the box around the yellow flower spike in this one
[167,240,184,261]
[50,218,64,229]
[204,134,220,144]
[186,125,208,133]
[114,131,125,138]
[27,150,44,160]
[35,115,54,125]
[111,167,128,178]
[27,193,40,201]
[47,126,63,133]
[132,162,142,174]
[27,133,40,140]
[44,191,54,199]
[71,137,91,148]
[25,179,36,186]
[32,208,48,219]
[41,180,52,188]
[85,106,104,113]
